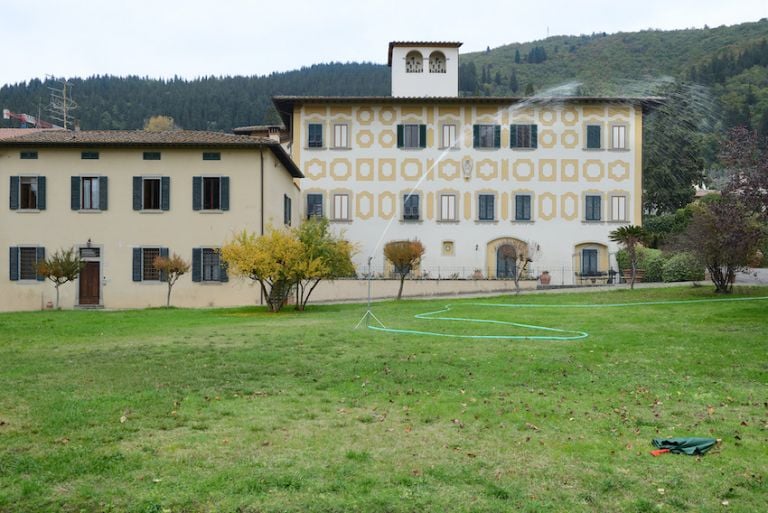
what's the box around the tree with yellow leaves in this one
[383,239,425,300]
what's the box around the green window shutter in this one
[587,125,601,149]
[419,124,427,148]
[510,125,518,148]
[99,176,108,211]
[132,177,142,210]
[132,248,142,282]
[220,177,230,211]
[71,177,81,210]
[473,125,480,148]
[192,177,202,211]
[191,248,202,282]
[37,177,46,210]
[159,247,169,282]
[396,125,404,148]
[494,125,501,148]
[161,177,170,211]
[9,176,19,210]
[531,124,538,148]
[219,257,229,283]
[9,247,19,281]
[36,247,45,281]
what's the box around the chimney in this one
[268,126,281,143]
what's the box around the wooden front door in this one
[79,261,100,305]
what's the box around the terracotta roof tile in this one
[0,129,276,147]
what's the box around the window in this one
[585,195,602,221]
[611,195,627,221]
[71,176,107,211]
[192,176,229,211]
[20,151,38,159]
[473,124,500,148]
[10,176,45,210]
[510,124,538,149]
[397,124,426,149]
[81,177,100,210]
[441,124,457,148]
[403,194,420,221]
[586,125,602,149]
[478,194,495,221]
[611,125,627,150]
[582,249,599,276]
[143,151,161,160]
[405,51,423,73]
[202,152,221,161]
[9,246,44,281]
[81,151,99,160]
[133,177,169,211]
[284,194,292,226]
[429,51,446,73]
[142,248,161,281]
[439,194,457,221]
[515,194,532,221]
[308,123,323,148]
[333,193,350,221]
[333,124,349,148]
[192,248,228,283]
[307,193,324,219]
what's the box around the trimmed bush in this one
[616,247,664,282]
[662,252,705,282]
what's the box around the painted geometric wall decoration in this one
[356,130,374,148]
[426,192,435,220]
[378,191,396,220]
[401,105,424,118]
[561,159,579,182]
[539,108,557,126]
[355,158,374,181]
[538,159,557,182]
[438,159,460,181]
[501,192,509,220]
[561,192,579,220]
[582,160,605,182]
[538,129,556,149]
[512,159,535,181]
[356,106,374,125]
[305,159,327,180]
[401,158,423,181]
[561,107,579,126]
[378,129,396,148]
[379,106,397,125]
[378,159,396,181]
[607,106,630,118]
[463,192,472,220]
[303,105,327,117]
[477,159,499,181]
[582,105,605,119]
[329,106,352,117]
[561,130,579,149]
[607,160,630,181]
[538,192,557,220]
[330,158,352,181]
[356,191,374,220]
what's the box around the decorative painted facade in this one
[274,42,657,283]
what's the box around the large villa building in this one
[0,41,657,310]
[274,42,654,283]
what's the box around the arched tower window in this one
[429,51,446,73]
[405,51,423,73]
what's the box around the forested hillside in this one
[1,19,766,134]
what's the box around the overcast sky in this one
[2,0,767,87]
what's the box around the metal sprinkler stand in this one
[354,256,385,329]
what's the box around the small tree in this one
[720,126,768,220]
[674,195,764,293]
[144,115,177,131]
[37,247,84,309]
[609,225,646,289]
[153,253,190,307]
[220,228,302,312]
[499,239,540,294]
[293,217,356,311]
[384,240,425,300]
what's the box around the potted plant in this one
[539,271,551,285]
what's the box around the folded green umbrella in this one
[651,437,719,456]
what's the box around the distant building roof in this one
[388,41,463,66]
[0,129,303,178]
[232,124,285,134]
[0,128,60,140]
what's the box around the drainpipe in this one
[259,145,265,306]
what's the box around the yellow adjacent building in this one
[0,130,302,310]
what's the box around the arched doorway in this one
[496,244,517,279]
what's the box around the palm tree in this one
[609,225,646,289]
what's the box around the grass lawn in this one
[0,285,766,512]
